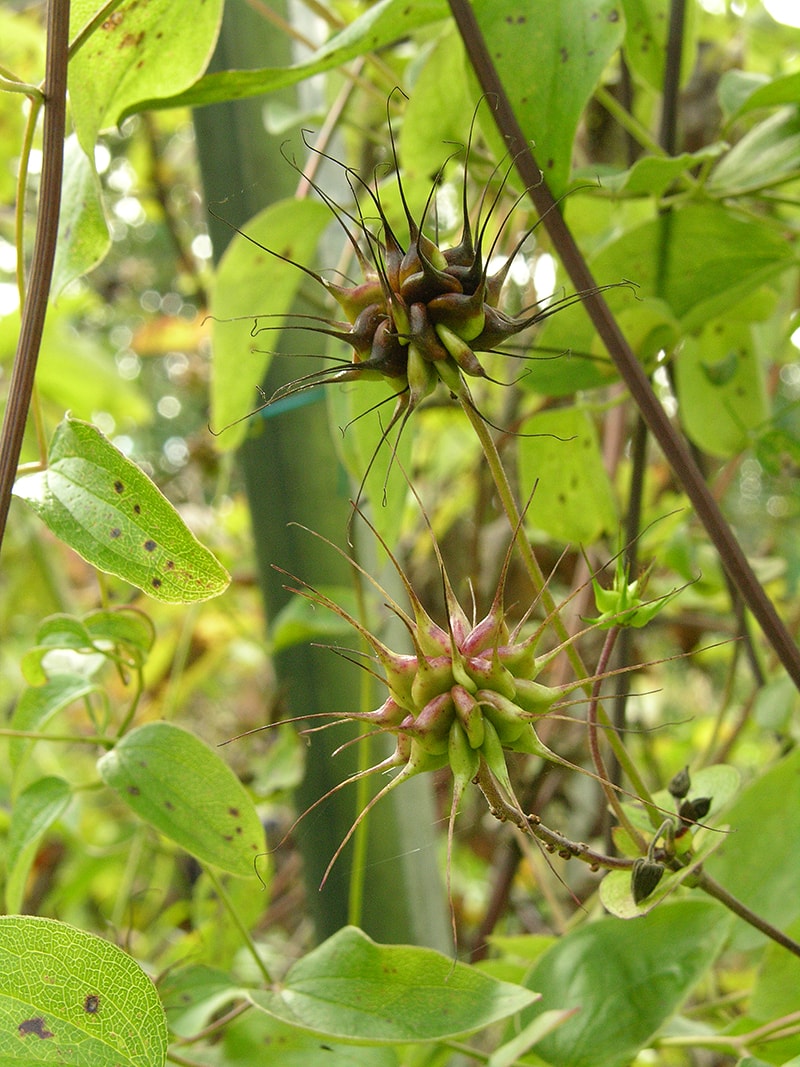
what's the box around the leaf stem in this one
[692,869,800,959]
[459,395,658,822]
[205,866,273,984]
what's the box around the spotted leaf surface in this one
[97,722,265,878]
[0,915,167,1066]
[13,417,230,603]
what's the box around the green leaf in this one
[325,379,412,555]
[517,406,617,543]
[0,915,168,1066]
[159,965,246,1039]
[224,1009,400,1067]
[600,146,725,197]
[487,1010,577,1067]
[675,317,768,458]
[83,607,156,663]
[521,900,731,1067]
[720,69,800,119]
[708,108,800,197]
[536,203,794,368]
[751,917,800,1022]
[473,0,626,196]
[122,0,449,116]
[5,777,71,915]
[51,135,110,295]
[9,674,101,784]
[210,198,332,452]
[399,27,474,189]
[620,0,695,91]
[249,925,539,1044]
[97,721,266,878]
[13,417,230,603]
[69,0,224,153]
[705,747,800,950]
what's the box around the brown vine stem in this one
[447,0,800,691]
[476,761,633,872]
[0,0,70,554]
[477,761,800,958]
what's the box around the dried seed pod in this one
[632,857,665,904]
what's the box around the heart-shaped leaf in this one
[250,925,539,1044]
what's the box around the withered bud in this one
[632,857,665,905]
[679,797,712,824]
[668,766,691,800]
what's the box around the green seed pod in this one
[497,639,539,679]
[435,322,487,375]
[462,612,510,657]
[448,718,480,787]
[465,655,517,700]
[411,654,456,710]
[479,716,515,799]
[429,291,487,343]
[513,676,561,716]
[452,684,485,749]
[408,691,455,756]
[504,722,568,768]
[478,689,529,745]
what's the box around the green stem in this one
[347,552,373,929]
[460,396,658,824]
[594,84,666,159]
[586,626,645,847]
[205,867,272,984]
[0,729,115,746]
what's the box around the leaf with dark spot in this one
[18,1017,53,1039]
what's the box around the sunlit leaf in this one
[706,747,800,950]
[518,406,617,543]
[13,417,230,603]
[69,0,224,153]
[51,135,110,295]
[123,0,449,115]
[224,1009,400,1067]
[620,0,695,91]
[473,0,626,196]
[9,674,101,786]
[535,202,794,374]
[708,108,800,197]
[675,317,768,458]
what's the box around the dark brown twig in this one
[0,0,70,552]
